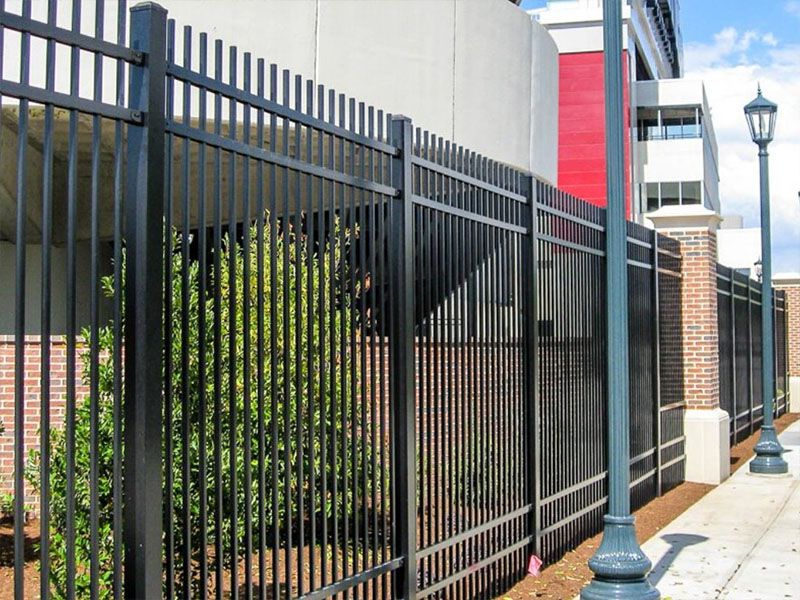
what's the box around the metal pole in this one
[750,145,788,474]
[747,278,754,439]
[652,230,662,497]
[582,0,659,597]
[125,3,167,597]
[730,271,736,445]
[522,175,542,555]
[390,115,418,600]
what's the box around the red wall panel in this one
[557,51,630,213]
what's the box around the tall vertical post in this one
[773,296,778,417]
[522,175,542,554]
[730,271,736,443]
[125,3,167,597]
[390,115,417,600]
[747,279,754,438]
[750,145,788,473]
[651,230,662,497]
[582,1,658,598]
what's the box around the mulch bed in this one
[497,411,799,600]
[1,412,797,600]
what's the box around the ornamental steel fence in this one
[0,2,690,598]
[716,265,790,446]
[533,187,684,564]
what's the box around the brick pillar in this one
[774,276,800,413]
[670,228,720,409]
[649,206,729,484]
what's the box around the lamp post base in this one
[581,515,660,600]
[750,425,788,475]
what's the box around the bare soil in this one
[1,412,797,600]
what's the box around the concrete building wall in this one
[156,0,560,181]
[1,0,559,180]
[0,241,112,335]
[639,138,705,182]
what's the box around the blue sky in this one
[520,0,800,275]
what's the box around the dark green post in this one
[581,1,659,598]
[125,3,167,597]
[744,87,788,474]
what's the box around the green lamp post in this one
[580,1,659,598]
[745,86,789,475]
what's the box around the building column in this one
[774,276,800,413]
[649,206,729,485]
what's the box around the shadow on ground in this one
[647,533,708,587]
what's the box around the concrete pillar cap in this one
[646,205,723,232]
[773,273,800,286]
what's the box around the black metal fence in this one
[533,187,685,564]
[717,265,790,445]
[0,2,692,598]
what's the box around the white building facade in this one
[636,78,721,219]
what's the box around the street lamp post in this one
[580,1,659,598]
[744,86,788,475]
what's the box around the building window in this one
[661,182,680,206]
[637,107,702,141]
[644,181,704,211]
[682,181,702,205]
[646,183,660,212]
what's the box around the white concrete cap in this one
[773,272,800,286]
[646,205,723,232]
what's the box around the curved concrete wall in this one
[156,0,559,182]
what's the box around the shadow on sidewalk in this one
[647,533,708,586]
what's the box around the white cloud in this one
[786,1,800,19]
[685,29,800,274]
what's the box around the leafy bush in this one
[28,217,375,597]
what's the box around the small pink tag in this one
[527,554,543,577]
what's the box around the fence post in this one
[747,281,754,437]
[773,294,780,417]
[773,295,777,418]
[125,3,167,597]
[522,175,541,554]
[730,271,736,443]
[389,115,417,600]
[785,300,790,414]
[786,301,791,413]
[651,230,662,496]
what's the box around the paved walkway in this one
[641,420,800,600]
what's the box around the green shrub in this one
[28,217,376,598]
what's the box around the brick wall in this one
[776,285,800,378]
[0,336,82,515]
[666,229,720,409]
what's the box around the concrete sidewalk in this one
[640,419,800,600]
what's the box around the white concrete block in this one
[790,376,800,413]
[684,407,730,485]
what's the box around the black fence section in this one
[0,2,690,599]
[408,130,531,599]
[716,265,790,446]
[533,184,685,564]
[0,1,136,599]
